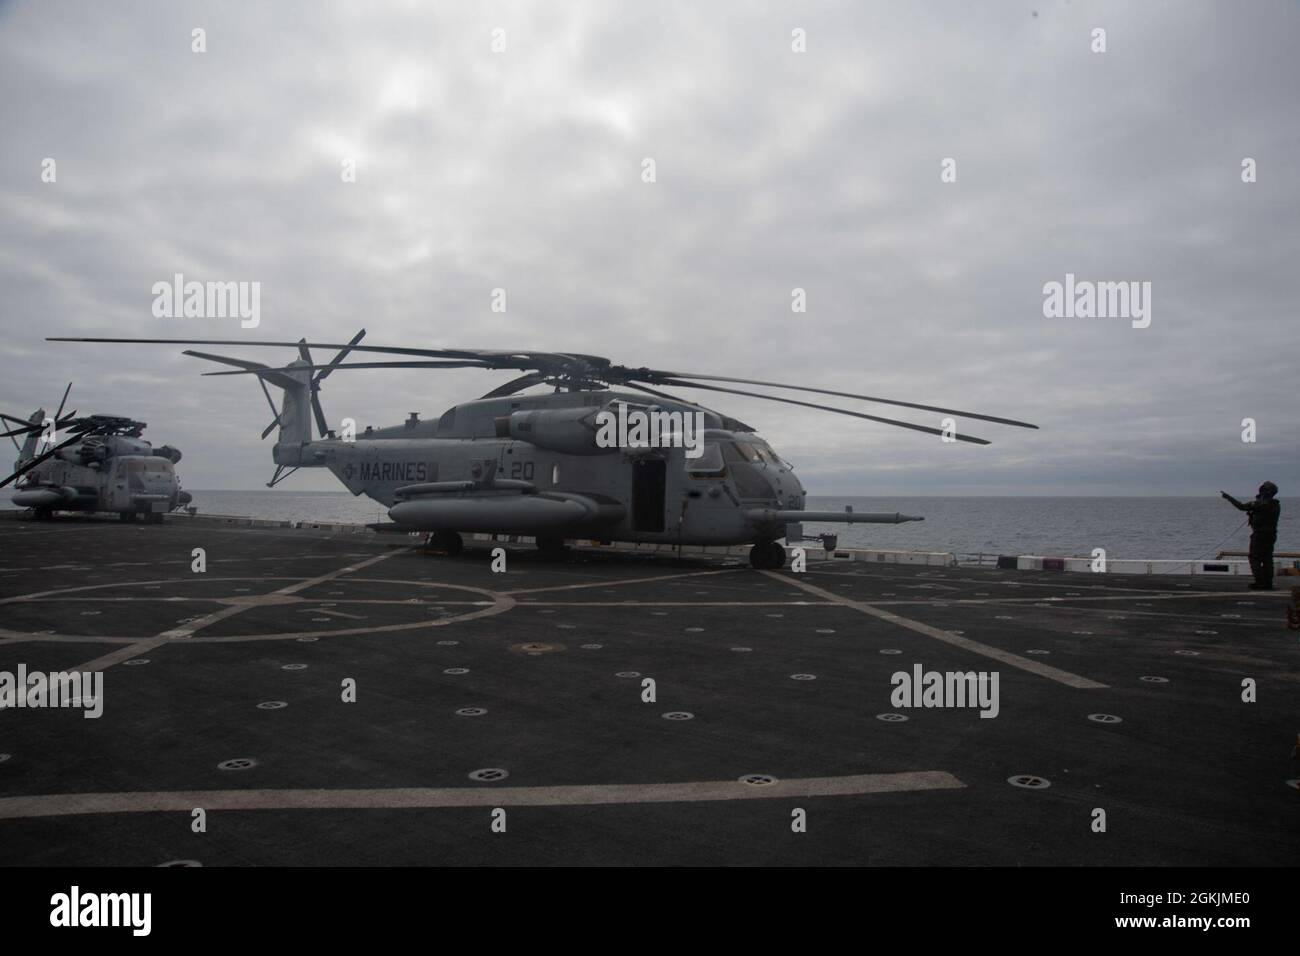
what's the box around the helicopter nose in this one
[789,473,808,508]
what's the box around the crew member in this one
[1221,482,1281,590]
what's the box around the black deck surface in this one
[0,516,1295,866]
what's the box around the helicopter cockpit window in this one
[128,459,171,474]
[723,441,762,464]
[687,443,725,477]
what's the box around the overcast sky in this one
[2,0,1297,495]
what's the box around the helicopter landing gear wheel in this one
[147,511,164,524]
[535,536,570,559]
[118,511,137,522]
[749,541,786,570]
[33,507,53,521]
[426,531,464,557]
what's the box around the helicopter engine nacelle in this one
[494,408,613,456]
[102,435,152,457]
[152,445,182,464]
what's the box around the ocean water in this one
[799,496,1293,560]
[52,490,1287,560]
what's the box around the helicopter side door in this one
[105,458,131,511]
[631,456,667,533]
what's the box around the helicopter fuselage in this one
[276,390,808,546]
[10,427,188,519]
[46,334,942,557]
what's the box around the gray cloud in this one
[2,0,1296,495]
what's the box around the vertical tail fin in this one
[273,362,312,463]
[6,385,73,470]
[15,409,46,469]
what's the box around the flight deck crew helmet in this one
[1259,481,1278,497]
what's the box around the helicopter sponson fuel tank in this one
[389,478,625,535]
[10,486,78,509]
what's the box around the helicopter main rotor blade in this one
[644,378,992,445]
[626,370,1038,430]
[0,413,26,451]
[181,351,309,391]
[49,336,1034,441]
[314,329,367,385]
[257,377,281,440]
[309,392,328,439]
[479,372,549,399]
[0,419,42,438]
[53,383,72,423]
[49,337,594,372]
[619,382,750,430]
[0,409,80,439]
[201,360,496,376]
[305,332,369,436]
[620,381,701,406]
[0,403,79,439]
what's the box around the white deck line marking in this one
[505,567,747,596]
[805,569,1209,595]
[520,601,835,607]
[62,637,176,672]
[767,572,1108,690]
[920,592,1291,605]
[19,597,252,603]
[0,771,965,819]
[0,525,117,536]
[67,551,404,672]
[0,589,513,645]
[0,635,140,645]
[0,576,301,605]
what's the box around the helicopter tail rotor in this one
[295,329,367,439]
[171,331,367,486]
[174,332,363,445]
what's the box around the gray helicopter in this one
[2,384,192,521]
[52,333,1036,566]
